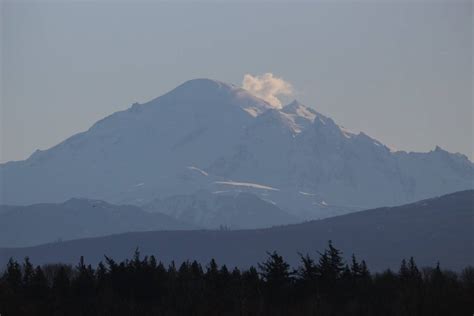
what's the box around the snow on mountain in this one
[280,100,318,132]
[213,181,279,191]
[1,78,472,224]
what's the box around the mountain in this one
[2,190,472,271]
[1,78,472,223]
[0,198,194,248]
[145,191,299,229]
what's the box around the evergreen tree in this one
[3,258,22,291]
[360,260,370,278]
[298,253,318,282]
[350,254,361,277]
[258,251,292,286]
[317,240,345,282]
[22,257,35,288]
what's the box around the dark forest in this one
[1,242,473,316]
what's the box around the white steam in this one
[242,73,293,109]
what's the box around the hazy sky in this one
[1,0,472,163]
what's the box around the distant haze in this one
[1,1,472,162]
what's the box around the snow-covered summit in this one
[150,78,274,117]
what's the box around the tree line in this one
[0,241,473,316]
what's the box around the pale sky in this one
[1,0,473,163]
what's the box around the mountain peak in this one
[163,78,235,100]
[178,78,233,91]
[150,78,273,117]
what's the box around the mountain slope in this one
[1,78,472,222]
[0,79,270,206]
[145,191,299,229]
[0,198,194,247]
[2,190,472,271]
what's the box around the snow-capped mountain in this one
[1,78,472,223]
